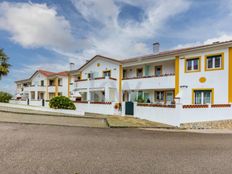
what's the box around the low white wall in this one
[10,100,27,105]
[180,106,232,123]
[30,100,43,107]
[2,102,84,116]
[75,102,115,115]
[134,103,180,126]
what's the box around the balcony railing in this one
[123,73,175,80]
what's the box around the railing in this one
[123,73,175,80]
[75,76,117,82]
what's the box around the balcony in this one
[75,77,117,90]
[122,73,175,90]
[24,85,46,92]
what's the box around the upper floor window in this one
[58,79,62,86]
[87,73,94,80]
[123,69,127,79]
[205,53,224,71]
[185,57,200,72]
[136,68,143,78]
[77,74,81,80]
[103,70,111,78]
[155,65,162,76]
[41,80,44,86]
[49,80,54,86]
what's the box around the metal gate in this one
[125,102,134,115]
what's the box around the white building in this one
[15,70,69,100]
[13,40,232,126]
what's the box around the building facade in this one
[13,40,232,126]
[15,70,69,100]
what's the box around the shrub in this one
[49,96,76,110]
[0,91,12,103]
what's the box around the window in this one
[87,73,94,80]
[155,91,164,102]
[49,80,54,86]
[185,57,200,72]
[136,68,143,78]
[58,79,62,86]
[193,90,213,104]
[103,70,111,78]
[155,65,162,76]
[166,91,174,103]
[205,53,223,70]
[41,80,44,86]
[123,69,127,79]
[77,74,81,80]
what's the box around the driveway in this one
[0,123,232,174]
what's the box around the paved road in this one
[0,123,232,174]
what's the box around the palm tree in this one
[0,49,10,79]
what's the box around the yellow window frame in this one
[205,52,224,71]
[192,88,214,105]
[184,56,201,73]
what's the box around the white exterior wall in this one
[60,77,69,96]
[81,59,120,79]
[133,103,180,126]
[75,102,115,115]
[180,106,232,123]
[31,73,47,86]
[75,57,121,102]
[179,48,229,104]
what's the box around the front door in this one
[125,102,134,115]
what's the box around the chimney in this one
[153,42,160,54]
[69,62,75,71]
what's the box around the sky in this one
[1,0,232,94]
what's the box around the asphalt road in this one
[1,123,232,174]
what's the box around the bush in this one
[49,96,76,110]
[0,91,12,103]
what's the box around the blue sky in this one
[1,0,232,94]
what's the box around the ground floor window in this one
[193,90,213,104]
[154,90,174,104]
[155,91,164,102]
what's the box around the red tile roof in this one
[37,69,68,77]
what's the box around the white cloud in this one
[71,0,191,59]
[0,2,77,54]
[174,34,232,49]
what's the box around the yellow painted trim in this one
[102,70,111,77]
[184,56,201,73]
[45,79,49,100]
[192,88,214,104]
[119,65,123,103]
[204,52,224,71]
[68,74,71,97]
[175,56,179,97]
[55,77,58,97]
[229,48,232,103]
[199,77,207,83]
[80,71,82,80]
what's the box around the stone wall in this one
[180,119,232,129]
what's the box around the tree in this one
[0,49,10,79]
